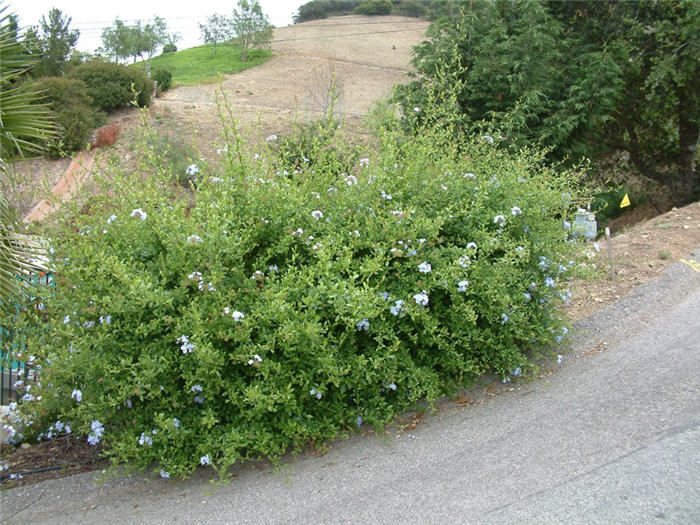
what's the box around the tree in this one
[199,14,232,56]
[547,0,699,204]
[101,17,173,72]
[394,0,699,205]
[132,17,169,76]
[100,18,134,63]
[34,8,80,77]
[0,3,52,303]
[231,0,273,62]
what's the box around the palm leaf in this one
[0,1,54,304]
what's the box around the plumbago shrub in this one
[7,125,582,478]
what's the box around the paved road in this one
[3,255,700,524]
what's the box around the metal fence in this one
[1,272,53,406]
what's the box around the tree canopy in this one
[231,0,273,62]
[395,0,699,204]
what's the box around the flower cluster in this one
[356,318,370,331]
[413,291,429,306]
[177,335,196,354]
[87,420,104,446]
[130,208,147,221]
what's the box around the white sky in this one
[9,1,307,53]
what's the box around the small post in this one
[605,226,615,281]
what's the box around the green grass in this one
[135,44,272,86]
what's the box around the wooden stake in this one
[605,227,615,281]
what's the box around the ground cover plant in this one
[139,44,272,86]
[3,116,583,480]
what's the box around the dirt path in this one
[156,16,430,149]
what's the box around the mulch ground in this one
[0,436,108,489]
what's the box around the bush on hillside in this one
[162,43,177,54]
[393,1,426,17]
[354,1,392,15]
[31,77,95,157]
[68,62,153,113]
[294,1,362,23]
[273,118,357,177]
[6,123,581,478]
[153,68,173,93]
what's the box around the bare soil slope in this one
[157,15,430,151]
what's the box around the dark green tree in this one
[547,0,699,203]
[34,8,80,76]
[395,0,699,204]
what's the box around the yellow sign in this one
[680,259,700,272]
[620,193,631,208]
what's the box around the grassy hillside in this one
[138,44,273,86]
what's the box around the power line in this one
[62,18,427,34]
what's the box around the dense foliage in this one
[354,1,392,15]
[5,121,581,478]
[394,0,699,204]
[68,61,152,112]
[294,1,362,23]
[31,77,95,156]
[26,8,79,77]
[152,68,172,92]
[294,0,431,22]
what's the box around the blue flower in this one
[139,432,153,446]
[457,280,469,292]
[71,389,82,402]
[160,470,170,479]
[200,454,211,466]
[356,319,370,331]
[390,300,404,316]
[87,421,104,446]
[545,277,556,288]
[418,261,432,273]
[501,313,509,324]
[413,291,429,306]
[309,388,322,399]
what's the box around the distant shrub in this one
[162,43,177,54]
[354,0,392,15]
[294,1,362,23]
[153,68,173,93]
[68,62,153,113]
[31,77,95,157]
[393,1,426,17]
[273,118,357,176]
[8,122,582,478]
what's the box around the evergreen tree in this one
[34,8,80,76]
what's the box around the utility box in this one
[573,208,597,240]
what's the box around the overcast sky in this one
[9,1,308,53]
